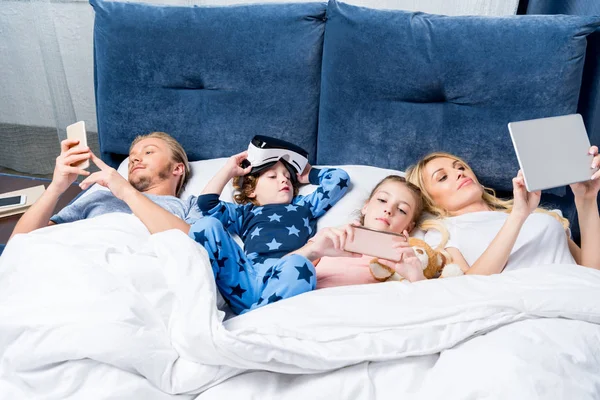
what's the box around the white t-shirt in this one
[424,211,576,271]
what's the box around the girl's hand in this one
[79,153,135,200]
[225,151,253,178]
[387,230,414,261]
[297,163,312,184]
[309,224,361,259]
[571,146,600,201]
[377,255,426,283]
[511,169,540,220]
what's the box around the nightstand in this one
[0,174,82,245]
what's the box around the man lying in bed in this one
[9,131,198,239]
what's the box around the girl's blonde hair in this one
[360,175,424,227]
[130,131,190,196]
[405,152,569,249]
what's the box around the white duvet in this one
[1,213,599,399]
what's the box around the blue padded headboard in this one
[92,0,599,196]
[318,0,600,195]
[526,0,600,156]
[91,0,327,167]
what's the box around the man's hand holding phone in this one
[48,138,91,196]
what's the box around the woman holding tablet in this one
[405,148,600,275]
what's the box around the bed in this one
[1,0,600,398]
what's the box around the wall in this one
[0,0,517,174]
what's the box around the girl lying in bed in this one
[405,149,600,274]
[289,175,429,288]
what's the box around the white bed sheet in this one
[1,213,599,399]
[198,318,600,400]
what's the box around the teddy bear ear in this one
[438,252,448,266]
[369,259,395,282]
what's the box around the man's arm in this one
[10,139,90,240]
[123,189,191,234]
[79,153,190,234]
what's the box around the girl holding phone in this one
[289,175,428,288]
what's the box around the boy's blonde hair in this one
[405,151,569,249]
[360,175,424,227]
[130,131,190,196]
[233,170,300,205]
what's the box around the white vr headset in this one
[242,135,309,180]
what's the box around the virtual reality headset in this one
[241,135,309,182]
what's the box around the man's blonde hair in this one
[130,131,190,196]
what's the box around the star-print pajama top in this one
[189,167,350,314]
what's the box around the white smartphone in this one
[66,121,90,169]
[0,195,27,209]
[343,226,407,262]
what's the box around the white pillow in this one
[82,157,406,231]
[180,161,405,230]
[299,165,405,231]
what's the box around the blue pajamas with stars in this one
[189,217,315,314]
[190,167,350,314]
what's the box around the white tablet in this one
[508,113,597,192]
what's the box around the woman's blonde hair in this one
[130,131,190,196]
[405,151,569,248]
[359,175,424,227]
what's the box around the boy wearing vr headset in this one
[190,136,350,314]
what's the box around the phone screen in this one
[0,196,24,208]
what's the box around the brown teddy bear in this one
[369,237,463,282]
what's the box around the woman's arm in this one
[463,212,529,275]
[568,145,600,269]
[464,170,540,275]
[568,237,582,265]
[573,198,600,268]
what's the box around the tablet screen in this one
[508,114,596,192]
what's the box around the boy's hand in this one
[48,139,91,195]
[225,151,253,178]
[297,163,312,184]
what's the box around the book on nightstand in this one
[0,185,45,218]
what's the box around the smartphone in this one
[0,195,27,209]
[343,226,407,262]
[66,121,90,169]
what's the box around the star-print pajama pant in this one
[188,217,317,314]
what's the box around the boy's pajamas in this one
[189,167,350,314]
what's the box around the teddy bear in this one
[369,237,463,282]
